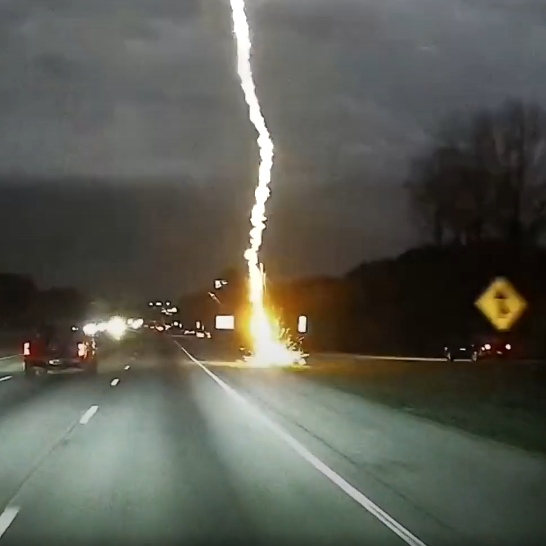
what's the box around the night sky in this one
[1,0,545,299]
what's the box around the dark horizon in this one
[0,175,416,300]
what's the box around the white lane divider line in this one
[110,378,120,387]
[79,405,99,425]
[124,365,131,370]
[175,342,428,546]
[0,376,12,383]
[0,506,20,540]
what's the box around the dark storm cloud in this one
[0,0,250,178]
[252,0,546,277]
[257,0,546,170]
[0,0,545,295]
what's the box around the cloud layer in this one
[0,0,545,295]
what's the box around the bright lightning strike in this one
[229,0,305,367]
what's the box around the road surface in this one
[0,333,545,545]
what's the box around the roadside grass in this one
[298,357,546,455]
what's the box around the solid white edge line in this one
[0,506,20,539]
[79,405,99,424]
[0,376,12,383]
[175,341,428,546]
[320,353,544,365]
[110,378,120,387]
[0,354,20,361]
[321,353,444,363]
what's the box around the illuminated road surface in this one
[0,335,545,545]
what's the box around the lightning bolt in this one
[229,0,303,366]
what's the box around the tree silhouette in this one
[407,100,546,247]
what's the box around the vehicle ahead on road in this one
[23,323,98,378]
[444,337,513,362]
[444,342,478,362]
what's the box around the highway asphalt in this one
[0,332,545,546]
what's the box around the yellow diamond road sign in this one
[475,277,527,331]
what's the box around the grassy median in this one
[299,356,546,455]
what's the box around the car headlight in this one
[83,323,98,336]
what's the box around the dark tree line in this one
[0,274,38,326]
[406,100,546,247]
[0,273,88,327]
[174,243,546,357]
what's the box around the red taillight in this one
[23,342,31,356]
[77,342,87,357]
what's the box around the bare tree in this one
[485,101,546,244]
[406,148,456,245]
[407,100,546,246]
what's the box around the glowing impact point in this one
[229,0,305,367]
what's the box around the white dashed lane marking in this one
[0,506,20,540]
[79,405,99,425]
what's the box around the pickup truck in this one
[23,325,98,378]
